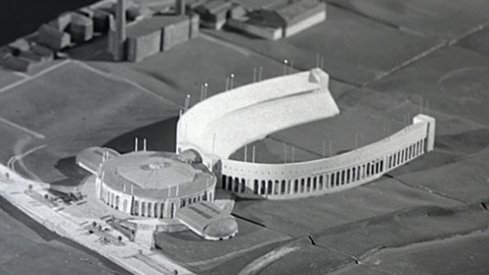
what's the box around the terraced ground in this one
[2,0,489,274]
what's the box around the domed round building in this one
[93,150,216,219]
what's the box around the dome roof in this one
[203,217,238,240]
[116,153,197,189]
[100,151,215,200]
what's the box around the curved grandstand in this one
[177,68,436,200]
[176,68,340,166]
[220,115,435,199]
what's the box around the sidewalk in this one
[0,165,193,275]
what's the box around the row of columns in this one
[387,139,425,170]
[221,138,427,198]
[101,184,215,219]
[131,200,169,219]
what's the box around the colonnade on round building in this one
[93,150,216,219]
[97,178,215,219]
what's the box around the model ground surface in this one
[2,0,489,274]
[0,193,131,275]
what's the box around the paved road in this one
[0,194,131,275]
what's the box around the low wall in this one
[218,114,436,200]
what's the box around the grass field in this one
[205,5,441,85]
[333,230,489,275]
[325,0,489,39]
[155,218,292,272]
[0,195,130,275]
[0,60,177,182]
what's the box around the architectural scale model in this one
[0,0,329,71]
[75,67,436,242]
[8,0,487,273]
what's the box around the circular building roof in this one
[203,217,238,240]
[101,151,215,200]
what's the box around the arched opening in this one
[241,178,246,193]
[170,203,175,218]
[227,176,233,191]
[133,200,139,216]
[222,175,226,189]
[141,202,146,217]
[234,177,240,192]
[115,195,120,209]
[147,202,152,217]
[254,180,259,194]
[267,180,273,195]
[261,180,266,195]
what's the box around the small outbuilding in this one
[126,14,199,62]
[194,0,232,30]
[37,24,71,50]
[176,201,238,240]
[69,13,95,43]
[228,0,326,40]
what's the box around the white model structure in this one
[75,67,435,242]
[177,68,436,200]
[177,68,339,165]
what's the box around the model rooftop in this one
[126,15,189,38]
[100,151,214,200]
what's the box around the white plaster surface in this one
[177,68,339,161]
